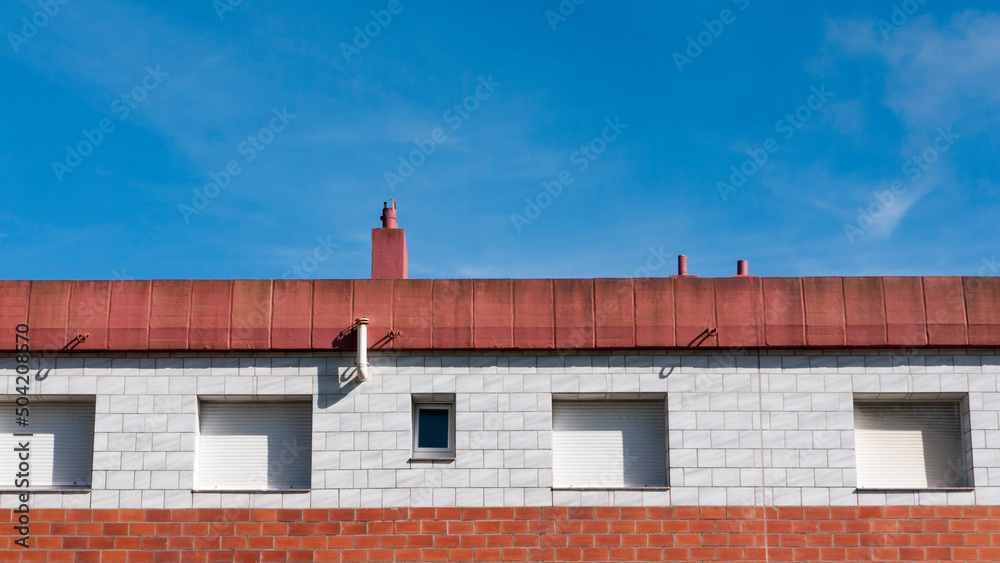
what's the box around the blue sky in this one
[2,1,998,280]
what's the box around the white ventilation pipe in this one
[356,318,370,383]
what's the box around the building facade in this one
[2,213,1000,561]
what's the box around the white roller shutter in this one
[197,402,311,490]
[0,402,95,488]
[552,401,667,488]
[854,401,967,489]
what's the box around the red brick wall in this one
[3,505,1000,562]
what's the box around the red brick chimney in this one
[372,200,408,279]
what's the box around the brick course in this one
[3,506,1000,561]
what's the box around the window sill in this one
[552,487,670,491]
[0,489,91,494]
[855,487,975,492]
[408,457,456,463]
[191,489,311,494]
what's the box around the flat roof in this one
[3,277,998,352]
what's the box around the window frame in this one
[0,399,96,491]
[411,398,456,460]
[852,394,974,491]
[194,397,313,492]
[550,395,669,490]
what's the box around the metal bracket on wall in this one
[34,333,90,381]
[687,327,717,347]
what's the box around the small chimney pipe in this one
[380,200,398,228]
[671,254,697,278]
[733,259,756,278]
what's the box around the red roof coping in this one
[2,277,995,352]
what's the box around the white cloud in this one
[829,10,1000,143]
[813,10,1000,239]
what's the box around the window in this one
[552,400,667,488]
[411,396,455,459]
[853,400,970,489]
[196,400,311,490]
[0,401,95,489]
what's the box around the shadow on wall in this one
[317,368,361,409]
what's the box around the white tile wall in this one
[1,350,999,508]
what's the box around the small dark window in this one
[412,400,455,459]
[417,408,450,448]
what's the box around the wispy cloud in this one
[804,10,1000,240]
[3,2,272,170]
[828,10,1000,142]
